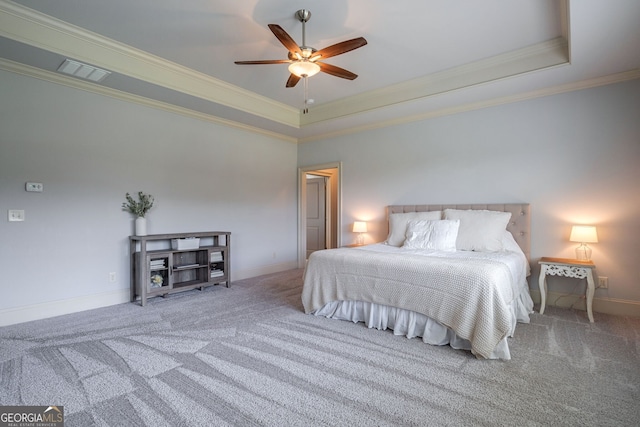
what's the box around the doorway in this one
[298,162,341,268]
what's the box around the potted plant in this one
[122,191,154,236]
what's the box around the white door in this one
[306,176,326,258]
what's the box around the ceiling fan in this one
[235,9,367,108]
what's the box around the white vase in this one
[135,216,147,236]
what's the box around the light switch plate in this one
[26,182,43,192]
[8,210,25,221]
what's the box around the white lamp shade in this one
[288,61,320,77]
[569,225,598,243]
[353,221,368,233]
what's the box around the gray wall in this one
[298,79,640,306]
[0,70,298,324]
[2,66,639,324]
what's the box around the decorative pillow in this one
[443,209,512,252]
[386,211,442,247]
[403,219,460,251]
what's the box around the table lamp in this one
[569,225,598,261]
[353,221,367,245]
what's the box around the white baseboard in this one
[529,289,640,318]
[0,289,131,327]
[233,261,299,281]
[0,262,301,327]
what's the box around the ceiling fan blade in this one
[318,63,358,80]
[313,37,367,60]
[286,74,301,88]
[234,60,291,65]
[268,24,302,56]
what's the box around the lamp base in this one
[575,243,592,261]
[356,233,365,246]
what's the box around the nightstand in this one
[538,257,596,322]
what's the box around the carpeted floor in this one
[1,268,639,426]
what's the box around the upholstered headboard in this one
[387,204,531,261]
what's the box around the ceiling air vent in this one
[57,59,111,82]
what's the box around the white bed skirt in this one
[311,291,533,360]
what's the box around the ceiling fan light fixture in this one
[288,61,320,77]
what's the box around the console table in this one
[130,231,230,306]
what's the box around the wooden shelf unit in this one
[130,231,230,306]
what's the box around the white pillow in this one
[443,209,512,252]
[386,211,442,247]
[403,219,460,251]
[501,230,523,253]
[502,230,531,276]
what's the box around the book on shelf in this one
[210,252,223,262]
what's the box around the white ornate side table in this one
[538,257,596,322]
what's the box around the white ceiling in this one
[1,0,639,142]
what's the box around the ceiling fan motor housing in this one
[295,9,311,23]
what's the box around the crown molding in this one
[4,55,637,147]
[0,58,297,144]
[301,37,569,127]
[0,0,300,128]
[298,69,640,144]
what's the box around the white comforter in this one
[302,244,532,359]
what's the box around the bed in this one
[301,204,534,360]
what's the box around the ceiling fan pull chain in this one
[303,76,309,114]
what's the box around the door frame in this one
[298,162,342,268]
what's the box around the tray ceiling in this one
[1,0,639,142]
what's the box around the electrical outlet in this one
[8,210,25,221]
[598,276,608,288]
[108,272,116,283]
